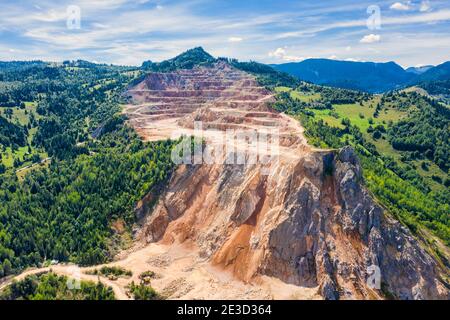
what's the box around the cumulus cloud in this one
[268,47,304,62]
[390,2,411,11]
[360,34,381,43]
[228,37,243,42]
[268,47,286,58]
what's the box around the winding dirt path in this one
[1,242,321,300]
[0,265,130,300]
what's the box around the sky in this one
[0,0,449,68]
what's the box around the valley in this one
[0,49,449,301]
[275,84,449,192]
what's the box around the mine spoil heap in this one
[125,61,449,300]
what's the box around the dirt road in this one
[1,242,320,300]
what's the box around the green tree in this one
[3,259,12,276]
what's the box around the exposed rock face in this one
[136,148,448,300]
[126,63,449,300]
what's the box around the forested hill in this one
[414,62,450,103]
[0,116,27,150]
[0,61,176,278]
[141,47,216,72]
[264,78,449,262]
[417,61,450,82]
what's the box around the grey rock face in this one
[262,147,448,299]
[137,146,449,300]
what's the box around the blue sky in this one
[0,0,449,67]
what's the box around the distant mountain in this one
[271,58,416,93]
[414,62,450,99]
[406,65,434,75]
[416,61,450,82]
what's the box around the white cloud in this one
[33,8,67,22]
[228,37,243,42]
[390,2,411,11]
[92,23,108,29]
[345,46,352,52]
[268,47,305,62]
[345,58,361,62]
[329,55,338,60]
[360,34,381,43]
[76,0,132,9]
[268,47,286,58]
[420,1,431,12]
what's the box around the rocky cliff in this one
[136,147,448,300]
[126,62,449,300]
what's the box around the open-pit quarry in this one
[4,62,447,300]
[122,61,448,300]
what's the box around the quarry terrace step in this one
[132,88,266,93]
[245,112,281,119]
[139,113,188,121]
[129,89,267,98]
[150,73,253,79]
[209,109,281,119]
[135,96,265,103]
[200,122,258,131]
[134,103,208,109]
[174,72,251,77]
[212,101,271,107]
[129,114,187,123]
[196,111,281,126]
[243,118,279,127]
[133,109,194,116]
[133,97,211,103]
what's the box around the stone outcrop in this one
[125,62,449,300]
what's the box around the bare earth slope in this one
[124,62,449,300]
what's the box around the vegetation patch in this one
[139,270,159,285]
[127,281,161,300]
[86,266,132,280]
[0,272,115,300]
[0,61,176,279]
[271,83,450,253]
